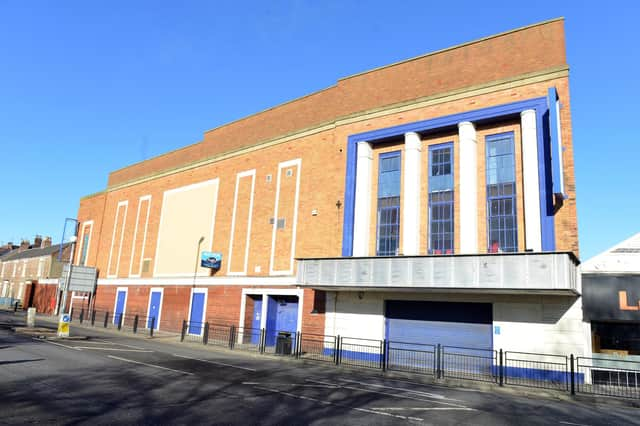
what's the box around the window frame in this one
[485,131,518,253]
[375,150,401,256]
[428,142,455,255]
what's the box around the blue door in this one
[147,291,162,329]
[188,292,205,334]
[251,297,263,344]
[114,290,127,325]
[265,296,298,346]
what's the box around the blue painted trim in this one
[503,365,584,385]
[342,95,557,256]
[536,105,556,251]
[547,87,565,198]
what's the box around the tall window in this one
[79,233,90,265]
[376,151,401,256]
[428,143,454,254]
[486,132,517,253]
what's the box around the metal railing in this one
[440,345,498,383]
[504,351,569,391]
[387,341,437,376]
[298,333,337,363]
[577,356,640,399]
[338,337,384,369]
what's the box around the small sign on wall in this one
[494,325,501,335]
[201,251,222,269]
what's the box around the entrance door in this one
[114,289,127,325]
[188,290,206,335]
[265,296,298,346]
[251,296,263,344]
[147,290,162,329]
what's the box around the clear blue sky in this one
[0,1,638,260]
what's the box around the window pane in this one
[486,133,517,253]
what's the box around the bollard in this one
[499,349,504,386]
[14,301,18,312]
[259,328,266,354]
[133,315,139,333]
[570,354,576,395]
[79,309,85,324]
[69,308,74,322]
[149,317,155,337]
[117,313,123,331]
[228,325,236,349]
[27,307,36,328]
[104,311,109,328]
[203,322,209,345]
[180,320,187,342]
[91,310,96,326]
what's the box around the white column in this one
[458,121,478,254]
[352,141,373,256]
[521,109,542,251]
[402,132,422,255]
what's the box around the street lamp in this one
[55,218,79,316]
[193,236,205,287]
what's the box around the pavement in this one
[1,309,639,425]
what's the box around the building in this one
[0,236,71,312]
[581,232,640,358]
[75,18,588,360]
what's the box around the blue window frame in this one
[428,143,454,254]
[485,132,517,253]
[376,151,401,256]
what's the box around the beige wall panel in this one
[154,179,219,277]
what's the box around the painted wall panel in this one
[228,172,255,275]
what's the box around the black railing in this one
[577,356,640,399]
[441,345,498,383]
[387,340,437,376]
[504,351,569,391]
[338,336,383,370]
[298,333,337,363]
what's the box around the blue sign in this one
[62,314,70,323]
[201,251,222,269]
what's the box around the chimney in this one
[33,235,42,248]
[41,236,52,249]
[18,239,30,252]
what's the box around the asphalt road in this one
[0,310,638,425]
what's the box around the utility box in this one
[275,332,292,355]
[27,308,36,328]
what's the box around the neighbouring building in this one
[0,236,71,313]
[74,18,589,364]
[582,232,640,358]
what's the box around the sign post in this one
[58,313,70,337]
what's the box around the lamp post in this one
[193,236,205,287]
[54,218,79,316]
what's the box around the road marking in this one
[337,378,465,402]
[252,385,423,422]
[306,379,471,409]
[93,339,148,350]
[107,355,194,375]
[74,347,154,352]
[242,381,338,388]
[34,339,82,351]
[172,354,257,372]
[559,422,590,426]
[371,407,474,411]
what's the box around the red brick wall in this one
[25,282,58,314]
[107,19,567,187]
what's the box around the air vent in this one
[142,259,151,273]
[266,174,272,182]
[277,218,286,229]
[286,169,293,177]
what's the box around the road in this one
[0,310,637,425]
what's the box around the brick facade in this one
[75,19,577,339]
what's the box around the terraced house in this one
[74,18,589,364]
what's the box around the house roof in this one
[581,232,640,273]
[1,243,70,262]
